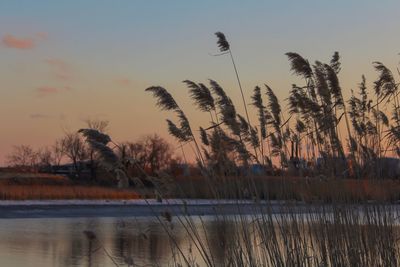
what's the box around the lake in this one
[0,200,292,267]
[0,215,236,267]
[1,202,400,266]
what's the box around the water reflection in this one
[0,216,226,267]
[1,213,397,267]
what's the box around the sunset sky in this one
[1,1,400,165]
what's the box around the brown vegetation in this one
[0,172,71,186]
[171,175,400,202]
[0,185,139,200]
[0,172,139,200]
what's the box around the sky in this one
[1,0,400,165]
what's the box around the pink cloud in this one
[35,86,71,97]
[36,86,59,96]
[2,34,35,49]
[115,78,133,86]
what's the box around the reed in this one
[135,194,400,266]
[75,32,400,266]
[146,46,400,178]
[138,32,400,266]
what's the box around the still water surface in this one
[0,216,229,267]
[2,205,397,266]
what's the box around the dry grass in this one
[0,171,140,200]
[0,172,71,186]
[0,185,140,200]
[171,176,400,202]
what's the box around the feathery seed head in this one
[215,32,230,52]
[145,86,179,111]
[286,52,313,79]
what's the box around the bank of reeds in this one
[0,184,140,200]
[0,172,72,185]
[0,172,140,200]
[171,176,400,202]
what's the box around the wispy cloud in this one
[35,86,71,97]
[2,34,35,49]
[36,86,58,95]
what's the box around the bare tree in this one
[52,139,65,166]
[121,134,174,175]
[36,147,54,170]
[60,132,88,178]
[145,134,173,173]
[6,145,38,171]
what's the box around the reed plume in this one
[251,86,267,140]
[209,79,241,137]
[78,128,111,145]
[286,52,313,80]
[145,86,179,111]
[183,80,215,113]
[373,62,397,103]
[199,127,210,146]
[166,119,192,142]
[214,32,258,160]
[215,32,230,52]
[251,85,270,163]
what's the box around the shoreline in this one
[0,199,399,219]
[0,199,289,206]
[0,199,288,219]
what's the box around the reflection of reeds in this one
[83,230,123,267]
[149,202,400,267]
[79,202,400,267]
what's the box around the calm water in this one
[0,216,233,267]
[1,205,399,266]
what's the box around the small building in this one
[47,161,92,179]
